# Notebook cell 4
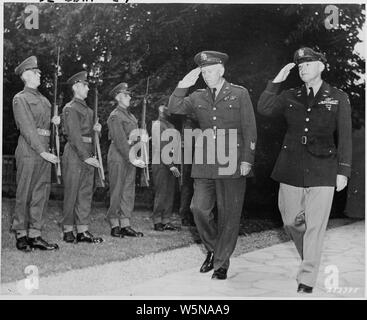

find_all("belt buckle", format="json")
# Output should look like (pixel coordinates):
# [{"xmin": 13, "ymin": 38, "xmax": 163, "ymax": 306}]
[{"xmin": 301, "ymin": 136, "xmax": 307, "ymax": 145}]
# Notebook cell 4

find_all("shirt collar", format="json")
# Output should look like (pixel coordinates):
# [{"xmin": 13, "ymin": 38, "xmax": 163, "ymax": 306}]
[
  {"xmin": 73, "ymin": 97, "xmax": 88, "ymax": 108},
  {"xmin": 306, "ymin": 80, "xmax": 323, "ymax": 96},
  {"xmin": 24, "ymin": 86, "xmax": 40, "ymax": 96},
  {"xmin": 212, "ymin": 79, "xmax": 225, "ymax": 96}
]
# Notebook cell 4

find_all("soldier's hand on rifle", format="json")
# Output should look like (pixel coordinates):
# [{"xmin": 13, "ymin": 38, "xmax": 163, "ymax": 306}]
[
  {"xmin": 131, "ymin": 159, "xmax": 146, "ymax": 168},
  {"xmin": 84, "ymin": 157, "xmax": 100, "ymax": 168},
  {"xmin": 140, "ymin": 131, "xmax": 149, "ymax": 143},
  {"xmin": 93, "ymin": 122, "xmax": 102, "ymax": 133},
  {"xmin": 273, "ymin": 63, "xmax": 296, "ymax": 83},
  {"xmin": 51, "ymin": 115, "xmax": 61, "ymax": 126},
  {"xmin": 178, "ymin": 67, "xmax": 201, "ymax": 88},
  {"xmin": 170, "ymin": 166, "xmax": 181, "ymax": 178},
  {"xmin": 40, "ymin": 152, "xmax": 59, "ymax": 164}
]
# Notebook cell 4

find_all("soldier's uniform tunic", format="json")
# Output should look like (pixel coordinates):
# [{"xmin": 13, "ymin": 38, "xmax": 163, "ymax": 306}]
[
  {"xmin": 12, "ymin": 87, "xmax": 52, "ymax": 238},
  {"xmin": 169, "ymin": 80, "xmax": 257, "ymax": 270},
  {"xmin": 62, "ymin": 98, "xmax": 95, "ymax": 232},
  {"xmin": 106, "ymin": 106, "xmax": 138, "ymax": 228},
  {"xmin": 258, "ymin": 80, "xmax": 352, "ymax": 286},
  {"xmin": 151, "ymin": 117, "xmax": 179, "ymax": 225}
]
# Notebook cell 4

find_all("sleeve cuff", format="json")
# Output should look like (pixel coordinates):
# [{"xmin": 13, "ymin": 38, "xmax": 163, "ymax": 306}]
[
  {"xmin": 265, "ymin": 80, "xmax": 282, "ymax": 93},
  {"xmin": 338, "ymin": 164, "xmax": 351, "ymax": 178}
]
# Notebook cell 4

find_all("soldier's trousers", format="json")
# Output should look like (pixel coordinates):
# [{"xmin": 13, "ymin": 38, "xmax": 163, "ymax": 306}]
[
  {"xmin": 106, "ymin": 160, "xmax": 136, "ymax": 228},
  {"xmin": 62, "ymin": 149, "xmax": 94, "ymax": 231},
  {"xmin": 190, "ymin": 177, "xmax": 246, "ymax": 270},
  {"xmin": 13, "ymin": 151, "xmax": 51, "ymax": 237},
  {"xmin": 278, "ymin": 183, "xmax": 334, "ymax": 287},
  {"xmin": 152, "ymin": 165, "xmax": 176, "ymax": 224},
  {"xmin": 179, "ymin": 164, "xmax": 194, "ymax": 220}
]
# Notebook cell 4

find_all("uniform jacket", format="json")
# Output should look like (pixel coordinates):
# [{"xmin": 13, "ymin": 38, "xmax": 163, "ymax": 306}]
[
  {"xmin": 62, "ymin": 98, "xmax": 94, "ymax": 162},
  {"xmin": 13, "ymin": 87, "xmax": 51, "ymax": 158},
  {"xmin": 168, "ymin": 80, "xmax": 257, "ymax": 179},
  {"xmin": 107, "ymin": 106, "xmax": 138, "ymax": 164},
  {"xmin": 151, "ymin": 117, "xmax": 180, "ymax": 169},
  {"xmin": 257, "ymin": 80, "xmax": 352, "ymax": 187}
]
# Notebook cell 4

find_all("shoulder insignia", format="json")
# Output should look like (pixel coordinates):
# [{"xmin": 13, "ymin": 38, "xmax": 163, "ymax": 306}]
[
  {"xmin": 195, "ymin": 88, "xmax": 206, "ymax": 92},
  {"xmin": 230, "ymin": 83, "xmax": 246, "ymax": 90}
]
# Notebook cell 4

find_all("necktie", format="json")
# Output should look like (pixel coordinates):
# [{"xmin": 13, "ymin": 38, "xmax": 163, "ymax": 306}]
[
  {"xmin": 307, "ymin": 87, "xmax": 314, "ymax": 106},
  {"xmin": 212, "ymin": 88, "xmax": 217, "ymax": 101}
]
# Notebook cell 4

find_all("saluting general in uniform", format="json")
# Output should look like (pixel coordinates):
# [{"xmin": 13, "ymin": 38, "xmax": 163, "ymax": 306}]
[
  {"xmin": 61, "ymin": 71, "xmax": 103, "ymax": 244},
  {"xmin": 257, "ymin": 47, "xmax": 352, "ymax": 294},
  {"xmin": 151, "ymin": 105, "xmax": 181, "ymax": 232},
  {"xmin": 168, "ymin": 51, "xmax": 257, "ymax": 280},
  {"xmin": 12, "ymin": 56, "xmax": 60, "ymax": 252},
  {"xmin": 106, "ymin": 83, "xmax": 145, "ymax": 238}
]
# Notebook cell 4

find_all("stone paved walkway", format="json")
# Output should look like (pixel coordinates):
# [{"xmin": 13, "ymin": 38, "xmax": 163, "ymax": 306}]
[{"xmin": 1, "ymin": 221, "xmax": 364, "ymax": 298}]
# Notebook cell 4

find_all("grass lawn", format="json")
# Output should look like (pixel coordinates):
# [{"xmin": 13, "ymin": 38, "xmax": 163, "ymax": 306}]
[{"xmin": 1, "ymin": 197, "xmax": 355, "ymax": 284}]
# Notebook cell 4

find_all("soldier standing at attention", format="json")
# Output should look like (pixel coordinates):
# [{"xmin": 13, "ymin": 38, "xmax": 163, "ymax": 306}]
[
  {"xmin": 151, "ymin": 105, "xmax": 181, "ymax": 231},
  {"xmin": 106, "ymin": 83, "xmax": 145, "ymax": 238},
  {"xmin": 168, "ymin": 51, "xmax": 257, "ymax": 280},
  {"xmin": 62, "ymin": 71, "xmax": 103, "ymax": 244},
  {"xmin": 12, "ymin": 56, "xmax": 60, "ymax": 252},
  {"xmin": 257, "ymin": 47, "xmax": 352, "ymax": 294}
]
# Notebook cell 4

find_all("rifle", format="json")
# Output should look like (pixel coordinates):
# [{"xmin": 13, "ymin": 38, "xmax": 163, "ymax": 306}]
[
  {"xmin": 93, "ymin": 84, "xmax": 105, "ymax": 188},
  {"xmin": 140, "ymin": 77, "xmax": 150, "ymax": 187},
  {"xmin": 50, "ymin": 47, "xmax": 62, "ymax": 184}
]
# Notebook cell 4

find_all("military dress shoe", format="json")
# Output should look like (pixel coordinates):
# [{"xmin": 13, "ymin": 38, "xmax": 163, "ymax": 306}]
[
  {"xmin": 200, "ymin": 251, "xmax": 214, "ymax": 273},
  {"xmin": 162, "ymin": 223, "xmax": 181, "ymax": 231},
  {"xmin": 211, "ymin": 267, "xmax": 227, "ymax": 280},
  {"xmin": 63, "ymin": 231, "xmax": 76, "ymax": 243},
  {"xmin": 120, "ymin": 226, "xmax": 144, "ymax": 237},
  {"xmin": 76, "ymin": 231, "xmax": 103, "ymax": 244},
  {"xmin": 297, "ymin": 283, "xmax": 313, "ymax": 294},
  {"xmin": 16, "ymin": 236, "xmax": 32, "ymax": 252},
  {"xmin": 111, "ymin": 227, "xmax": 124, "ymax": 238},
  {"xmin": 28, "ymin": 237, "xmax": 59, "ymax": 251},
  {"xmin": 154, "ymin": 223, "xmax": 165, "ymax": 231}
]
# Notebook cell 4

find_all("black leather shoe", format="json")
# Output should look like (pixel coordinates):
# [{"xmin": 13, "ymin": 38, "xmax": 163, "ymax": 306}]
[
  {"xmin": 111, "ymin": 227, "xmax": 124, "ymax": 238},
  {"xmin": 297, "ymin": 283, "xmax": 313, "ymax": 294},
  {"xmin": 76, "ymin": 231, "xmax": 103, "ymax": 244},
  {"xmin": 211, "ymin": 267, "xmax": 227, "ymax": 280},
  {"xmin": 16, "ymin": 236, "xmax": 32, "ymax": 252},
  {"xmin": 154, "ymin": 223, "xmax": 164, "ymax": 231},
  {"xmin": 120, "ymin": 226, "xmax": 144, "ymax": 237},
  {"xmin": 63, "ymin": 231, "xmax": 76, "ymax": 243},
  {"xmin": 28, "ymin": 237, "xmax": 59, "ymax": 251},
  {"xmin": 162, "ymin": 223, "xmax": 181, "ymax": 231},
  {"xmin": 200, "ymin": 251, "xmax": 214, "ymax": 273}
]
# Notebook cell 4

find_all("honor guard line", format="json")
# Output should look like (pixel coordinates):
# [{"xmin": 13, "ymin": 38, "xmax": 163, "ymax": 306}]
[{"xmin": 129, "ymin": 125, "xmax": 238, "ymax": 176}]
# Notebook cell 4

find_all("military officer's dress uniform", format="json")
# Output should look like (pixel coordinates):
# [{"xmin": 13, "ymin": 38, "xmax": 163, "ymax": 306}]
[
  {"xmin": 12, "ymin": 56, "xmax": 59, "ymax": 252},
  {"xmin": 106, "ymin": 83, "xmax": 144, "ymax": 238},
  {"xmin": 169, "ymin": 51, "xmax": 257, "ymax": 279},
  {"xmin": 257, "ymin": 48, "xmax": 352, "ymax": 292},
  {"xmin": 61, "ymin": 71, "xmax": 103, "ymax": 244},
  {"xmin": 151, "ymin": 110, "xmax": 181, "ymax": 231}
]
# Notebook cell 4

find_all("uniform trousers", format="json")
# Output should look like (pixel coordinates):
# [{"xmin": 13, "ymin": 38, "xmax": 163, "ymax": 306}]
[
  {"xmin": 106, "ymin": 159, "xmax": 136, "ymax": 228},
  {"xmin": 278, "ymin": 183, "xmax": 334, "ymax": 287},
  {"xmin": 190, "ymin": 177, "xmax": 246, "ymax": 270},
  {"xmin": 13, "ymin": 146, "xmax": 51, "ymax": 238}
]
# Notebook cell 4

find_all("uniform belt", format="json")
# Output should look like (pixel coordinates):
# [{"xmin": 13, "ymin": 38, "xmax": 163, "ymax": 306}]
[
  {"xmin": 37, "ymin": 128, "xmax": 50, "ymax": 136},
  {"xmin": 82, "ymin": 136, "xmax": 92, "ymax": 143}
]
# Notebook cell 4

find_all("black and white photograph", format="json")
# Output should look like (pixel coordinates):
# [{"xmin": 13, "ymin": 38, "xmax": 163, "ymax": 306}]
[{"xmin": 0, "ymin": 0, "xmax": 365, "ymax": 302}]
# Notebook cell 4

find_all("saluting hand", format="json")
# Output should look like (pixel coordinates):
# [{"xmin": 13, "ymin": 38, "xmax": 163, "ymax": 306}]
[
  {"xmin": 273, "ymin": 63, "xmax": 296, "ymax": 83},
  {"xmin": 84, "ymin": 157, "xmax": 100, "ymax": 168},
  {"xmin": 51, "ymin": 116, "xmax": 61, "ymax": 126},
  {"xmin": 170, "ymin": 166, "xmax": 181, "ymax": 178},
  {"xmin": 336, "ymin": 174, "xmax": 348, "ymax": 192},
  {"xmin": 40, "ymin": 152, "xmax": 59, "ymax": 164},
  {"xmin": 178, "ymin": 67, "xmax": 201, "ymax": 88}
]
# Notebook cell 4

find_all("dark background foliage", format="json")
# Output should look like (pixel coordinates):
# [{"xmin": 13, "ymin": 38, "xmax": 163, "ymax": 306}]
[{"xmin": 2, "ymin": 3, "xmax": 365, "ymax": 216}]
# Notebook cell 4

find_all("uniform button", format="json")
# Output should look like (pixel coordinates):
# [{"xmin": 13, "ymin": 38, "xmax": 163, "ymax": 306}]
[
  {"xmin": 307, "ymin": 108, "xmax": 311, "ymax": 112},
  {"xmin": 229, "ymin": 105, "xmax": 232, "ymax": 108},
  {"xmin": 213, "ymin": 126, "xmax": 217, "ymax": 129},
  {"xmin": 213, "ymin": 107, "xmax": 216, "ymax": 110},
  {"xmin": 305, "ymin": 118, "xmax": 310, "ymax": 122},
  {"xmin": 213, "ymin": 116, "xmax": 216, "ymax": 120},
  {"xmin": 304, "ymin": 128, "xmax": 309, "ymax": 132}
]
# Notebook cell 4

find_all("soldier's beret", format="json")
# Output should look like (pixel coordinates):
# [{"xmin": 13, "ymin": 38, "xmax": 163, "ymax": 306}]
[
  {"xmin": 194, "ymin": 51, "xmax": 229, "ymax": 67},
  {"xmin": 15, "ymin": 56, "xmax": 41, "ymax": 76},
  {"xmin": 67, "ymin": 71, "xmax": 88, "ymax": 86},
  {"xmin": 294, "ymin": 47, "xmax": 327, "ymax": 65},
  {"xmin": 109, "ymin": 82, "xmax": 131, "ymax": 97}
]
